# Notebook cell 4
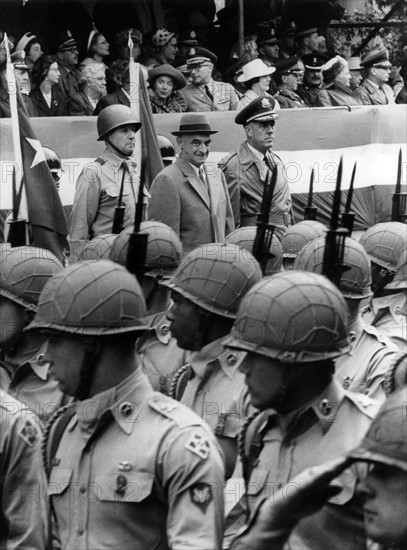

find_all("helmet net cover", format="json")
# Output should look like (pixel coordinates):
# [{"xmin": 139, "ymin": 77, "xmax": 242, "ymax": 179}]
[
  {"xmin": 163, "ymin": 243, "xmax": 263, "ymax": 319},
  {"xmin": 26, "ymin": 260, "xmax": 147, "ymax": 335},
  {"xmin": 225, "ymin": 271, "xmax": 350, "ymax": 362},
  {"xmin": 349, "ymin": 388, "xmax": 407, "ymax": 472},
  {"xmin": 294, "ymin": 236, "xmax": 372, "ymax": 299},
  {"xmin": 0, "ymin": 246, "xmax": 63, "ymax": 311},
  {"xmin": 224, "ymin": 226, "xmax": 283, "ymax": 275},
  {"xmin": 282, "ymin": 220, "xmax": 326, "ymax": 258},
  {"xmin": 78, "ymin": 234, "xmax": 117, "ymax": 261},
  {"xmin": 359, "ymin": 222, "xmax": 407, "ymax": 271},
  {"xmin": 109, "ymin": 222, "xmax": 183, "ymax": 277}
]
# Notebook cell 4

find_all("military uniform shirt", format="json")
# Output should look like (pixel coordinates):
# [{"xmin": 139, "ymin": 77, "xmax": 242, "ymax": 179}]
[
  {"xmin": 355, "ymin": 78, "xmax": 395, "ymax": 105},
  {"xmin": 48, "ymin": 369, "xmax": 225, "ymax": 550},
  {"xmin": 179, "ymin": 80, "xmax": 239, "ymax": 112},
  {"xmin": 362, "ymin": 292, "xmax": 407, "ymax": 351}
]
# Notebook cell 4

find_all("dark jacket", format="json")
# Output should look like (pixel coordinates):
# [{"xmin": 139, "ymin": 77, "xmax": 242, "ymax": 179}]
[
  {"xmin": 29, "ymin": 85, "xmax": 67, "ymax": 116},
  {"xmin": 68, "ymin": 90, "xmax": 96, "ymax": 116}
]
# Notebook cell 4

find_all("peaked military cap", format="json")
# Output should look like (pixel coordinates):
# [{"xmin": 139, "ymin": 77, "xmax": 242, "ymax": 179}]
[
  {"xmin": 295, "ymin": 27, "xmax": 318, "ymax": 40},
  {"xmin": 55, "ymin": 30, "xmax": 78, "ymax": 52},
  {"xmin": 274, "ymin": 56, "xmax": 299, "ymax": 73},
  {"xmin": 178, "ymin": 30, "xmax": 199, "ymax": 45},
  {"xmin": 235, "ymin": 96, "xmax": 278, "ymax": 126},
  {"xmin": 186, "ymin": 47, "xmax": 218, "ymax": 66},
  {"xmin": 257, "ymin": 26, "xmax": 278, "ymax": 45},
  {"xmin": 302, "ymin": 53, "xmax": 329, "ymax": 69},
  {"xmin": 361, "ymin": 49, "xmax": 390, "ymax": 68},
  {"xmin": 11, "ymin": 50, "xmax": 29, "ymax": 70}
]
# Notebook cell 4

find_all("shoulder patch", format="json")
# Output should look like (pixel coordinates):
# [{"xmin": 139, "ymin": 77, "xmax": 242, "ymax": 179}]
[
  {"xmin": 18, "ymin": 418, "xmax": 39, "ymax": 447},
  {"xmin": 148, "ymin": 393, "xmax": 203, "ymax": 428},
  {"xmin": 185, "ymin": 432, "xmax": 210, "ymax": 460},
  {"xmin": 190, "ymin": 483, "xmax": 213, "ymax": 512}
]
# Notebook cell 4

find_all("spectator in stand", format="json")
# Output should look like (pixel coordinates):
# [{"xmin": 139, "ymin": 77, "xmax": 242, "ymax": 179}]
[
  {"xmin": 274, "ymin": 57, "xmax": 307, "ymax": 108},
  {"xmin": 15, "ymin": 32, "xmax": 43, "ymax": 72},
  {"xmin": 347, "ymin": 56, "xmax": 363, "ymax": 91},
  {"xmin": 176, "ymin": 29, "xmax": 199, "ymax": 59},
  {"xmin": 68, "ymin": 63, "xmax": 106, "ymax": 115},
  {"xmin": 297, "ymin": 53, "xmax": 327, "ymax": 106},
  {"xmin": 257, "ymin": 26, "xmax": 280, "ymax": 67},
  {"xmin": 295, "ymin": 27, "xmax": 320, "ymax": 57},
  {"xmin": 179, "ymin": 47, "xmax": 239, "ymax": 112},
  {"xmin": 10, "ymin": 50, "xmax": 38, "ymax": 116},
  {"xmin": 29, "ymin": 55, "xmax": 67, "ymax": 116},
  {"xmin": 54, "ymin": 30, "xmax": 81, "ymax": 102},
  {"xmin": 395, "ymin": 57, "xmax": 407, "ymax": 104},
  {"xmin": 79, "ymin": 30, "xmax": 110, "ymax": 72},
  {"xmin": 278, "ymin": 26, "xmax": 296, "ymax": 60},
  {"xmin": 236, "ymin": 59, "xmax": 275, "ymax": 111},
  {"xmin": 356, "ymin": 49, "xmax": 395, "ymax": 105},
  {"xmin": 143, "ymin": 28, "xmax": 179, "ymax": 69},
  {"xmin": 114, "ymin": 28, "xmax": 143, "ymax": 62},
  {"xmin": 315, "ymin": 55, "xmax": 361, "ymax": 107},
  {"xmin": 148, "ymin": 64, "xmax": 187, "ymax": 114}
]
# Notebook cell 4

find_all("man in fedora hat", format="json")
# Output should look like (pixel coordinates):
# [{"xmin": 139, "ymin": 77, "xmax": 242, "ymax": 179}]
[
  {"xmin": 148, "ymin": 113, "xmax": 234, "ymax": 254},
  {"xmin": 178, "ymin": 47, "xmax": 239, "ymax": 111},
  {"xmin": 219, "ymin": 96, "xmax": 292, "ymax": 239},
  {"xmin": 356, "ymin": 49, "xmax": 395, "ymax": 105}
]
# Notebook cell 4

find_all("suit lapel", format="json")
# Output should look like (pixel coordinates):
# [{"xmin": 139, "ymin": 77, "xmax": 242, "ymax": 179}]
[{"xmin": 177, "ymin": 157, "xmax": 211, "ymax": 209}]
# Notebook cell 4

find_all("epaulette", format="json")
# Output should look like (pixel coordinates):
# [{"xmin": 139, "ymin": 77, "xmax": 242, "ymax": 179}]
[
  {"xmin": 345, "ymin": 391, "xmax": 381, "ymax": 419},
  {"xmin": 148, "ymin": 392, "xmax": 203, "ymax": 429},
  {"xmin": 94, "ymin": 157, "xmax": 106, "ymax": 165},
  {"xmin": 362, "ymin": 324, "xmax": 394, "ymax": 346}
]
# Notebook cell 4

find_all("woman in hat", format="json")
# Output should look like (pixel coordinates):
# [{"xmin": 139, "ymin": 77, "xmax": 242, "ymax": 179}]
[
  {"xmin": 148, "ymin": 64, "xmax": 187, "ymax": 114},
  {"xmin": 79, "ymin": 30, "xmax": 110, "ymax": 71},
  {"xmin": 15, "ymin": 32, "xmax": 43, "ymax": 71},
  {"xmin": 236, "ymin": 58, "xmax": 276, "ymax": 111},
  {"xmin": 143, "ymin": 28, "xmax": 179, "ymax": 69},
  {"xmin": 315, "ymin": 55, "xmax": 362, "ymax": 107},
  {"xmin": 29, "ymin": 55, "xmax": 67, "ymax": 116},
  {"xmin": 68, "ymin": 63, "xmax": 107, "ymax": 115}
]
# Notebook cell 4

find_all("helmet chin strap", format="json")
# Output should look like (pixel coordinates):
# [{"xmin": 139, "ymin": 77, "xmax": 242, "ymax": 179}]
[{"xmin": 105, "ymin": 138, "xmax": 130, "ymax": 159}]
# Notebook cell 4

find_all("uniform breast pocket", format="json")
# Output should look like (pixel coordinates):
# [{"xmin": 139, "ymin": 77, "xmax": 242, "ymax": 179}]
[
  {"xmin": 246, "ymin": 469, "xmax": 270, "ymax": 504},
  {"xmin": 48, "ymin": 467, "xmax": 73, "ymax": 498},
  {"xmin": 94, "ymin": 472, "xmax": 154, "ymax": 503}
]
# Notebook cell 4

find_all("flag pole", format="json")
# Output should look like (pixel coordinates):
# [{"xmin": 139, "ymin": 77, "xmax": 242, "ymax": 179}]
[
  {"xmin": 4, "ymin": 33, "xmax": 28, "ymax": 220},
  {"xmin": 128, "ymin": 31, "xmax": 141, "ymax": 171}
]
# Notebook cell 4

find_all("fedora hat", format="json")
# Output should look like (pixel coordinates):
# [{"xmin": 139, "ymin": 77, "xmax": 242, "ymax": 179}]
[
  {"xmin": 172, "ymin": 113, "xmax": 218, "ymax": 136},
  {"xmin": 148, "ymin": 64, "xmax": 186, "ymax": 90},
  {"xmin": 237, "ymin": 59, "xmax": 276, "ymax": 82}
]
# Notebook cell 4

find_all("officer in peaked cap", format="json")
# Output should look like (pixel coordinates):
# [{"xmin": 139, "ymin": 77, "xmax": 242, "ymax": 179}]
[
  {"xmin": 11, "ymin": 50, "xmax": 38, "ymax": 116},
  {"xmin": 178, "ymin": 46, "xmax": 239, "ymax": 111},
  {"xmin": 297, "ymin": 52, "xmax": 328, "ymax": 106},
  {"xmin": 54, "ymin": 29, "xmax": 81, "ymax": 101},
  {"xmin": 356, "ymin": 49, "xmax": 395, "ymax": 105},
  {"xmin": 274, "ymin": 56, "xmax": 307, "ymax": 108},
  {"xmin": 220, "ymin": 96, "xmax": 292, "ymax": 239},
  {"xmin": 295, "ymin": 27, "xmax": 320, "ymax": 57},
  {"xmin": 257, "ymin": 26, "xmax": 280, "ymax": 66}
]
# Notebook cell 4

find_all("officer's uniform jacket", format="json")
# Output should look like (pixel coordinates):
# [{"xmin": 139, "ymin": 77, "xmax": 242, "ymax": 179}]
[
  {"xmin": 219, "ymin": 141, "xmax": 292, "ymax": 233},
  {"xmin": 0, "ymin": 389, "xmax": 48, "ymax": 549},
  {"xmin": 226, "ymin": 379, "xmax": 380, "ymax": 550},
  {"xmin": 47, "ymin": 369, "xmax": 224, "ymax": 550},
  {"xmin": 296, "ymin": 84, "xmax": 321, "ymax": 107},
  {"xmin": 148, "ymin": 155, "xmax": 235, "ymax": 255},
  {"xmin": 68, "ymin": 148, "xmax": 148, "ymax": 262},
  {"xmin": 173, "ymin": 339, "xmax": 249, "ymax": 439},
  {"xmin": 179, "ymin": 80, "xmax": 239, "ymax": 112},
  {"xmin": 1, "ymin": 341, "xmax": 70, "ymax": 425},
  {"xmin": 136, "ymin": 310, "xmax": 189, "ymax": 394},
  {"xmin": 314, "ymin": 82, "xmax": 362, "ymax": 107},
  {"xmin": 362, "ymin": 292, "xmax": 407, "ymax": 351},
  {"xmin": 274, "ymin": 88, "xmax": 306, "ymax": 109},
  {"xmin": 57, "ymin": 63, "xmax": 81, "ymax": 101},
  {"xmin": 355, "ymin": 79, "xmax": 395, "ymax": 105},
  {"xmin": 335, "ymin": 318, "xmax": 399, "ymax": 401}
]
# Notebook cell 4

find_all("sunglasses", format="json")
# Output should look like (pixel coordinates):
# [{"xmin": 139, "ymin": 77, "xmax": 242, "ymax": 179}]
[{"xmin": 374, "ymin": 65, "xmax": 391, "ymax": 71}]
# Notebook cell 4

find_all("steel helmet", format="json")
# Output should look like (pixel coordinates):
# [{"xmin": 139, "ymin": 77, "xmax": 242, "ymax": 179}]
[
  {"xmin": 163, "ymin": 243, "xmax": 263, "ymax": 319},
  {"xmin": 224, "ymin": 226, "xmax": 282, "ymax": 275},
  {"xmin": 225, "ymin": 271, "xmax": 350, "ymax": 363},
  {"xmin": 385, "ymin": 254, "xmax": 407, "ymax": 290},
  {"xmin": 0, "ymin": 246, "xmax": 63, "ymax": 311},
  {"xmin": 26, "ymin": 260, "xmax": 147, "ymax": 335},
  {"xmin": 157, "ymin": 134, "xmax": 176, "ymax": 165},
  {"xmin": 109, "ymin": 222, "xmax": 183, "ymax": 278},
  {"xmin": 43, "ymin": 146, "xmax": 62, "ymax": 172},
  {"xmin": 78, "ymin": 234, "xmax": 117, "ymax": 261},
  {"xmin": 349, "ymin": 387, "xmax": 407, "ymax": 472},
  {"xmin": 282, "ymin": 220, "xmax": 326, "ymax": 259},
  {"xmin": 294, "ymin": 236, "xmax": 372, "ymax": 299},
  {"xmin": 97, "ymin": 105, "xmax": 142, "ymax": 141},
  {"xmin": 359, "ymin": 222, "xmax": 407, "ymax": 271}
]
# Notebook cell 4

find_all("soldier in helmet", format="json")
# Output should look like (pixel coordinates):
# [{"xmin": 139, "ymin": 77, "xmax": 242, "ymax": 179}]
[
  {"xmin": 281, "ymin": 219, "xmax": 326, "ymax": 270},
  {"xmin": 68, "ymin": 104, "xmax": 147, "ymax": 262},
  {"xmin": 0, "ymin": 246, "xmax": 70, "ymax": 424},
  {"xmin": 229, "ymin": 387, "xmax": 407, "ymax": 550},
  {"xmin": 26, "ymin": 260, "xmax": 225, "ymax": 549},
  {"xmin": 166, "ymin": 243, "xmax": 262, "ymax": 478},
  {"xmin": 360, "ymin": 222, "xmax": 407, "ymax": 351},
  {"xmin": 157, "ymin": 134, "xmax": 176, "ymax": 167},
  {"xmin": 77, "ymin": 233, "xmax": 116, "ymax": 261},
  {"xmin": 109, "ymin": 221, "xmax": 188, "ymax": 394},
  {"xmin": 223, "ymin": 271, "xmax": 380, "ymax": 549},
  {"xmin": 295, "ymin": 236, "xmax": 398, "ymax": 400}
]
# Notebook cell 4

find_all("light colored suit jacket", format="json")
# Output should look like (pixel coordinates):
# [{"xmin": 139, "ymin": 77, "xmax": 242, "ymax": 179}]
[
  {"xmin": 179, "ymin": 80, "xmax": 239, "ymax": 112},
  {"xmin": 148, "ymin": 156, "xmax": 235, "ymax": 254}
]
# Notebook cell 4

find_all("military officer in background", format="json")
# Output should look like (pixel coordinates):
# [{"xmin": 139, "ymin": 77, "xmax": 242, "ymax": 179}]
[
  {"xmin": 295, "ymin": 236, "xmax": 398, "ymax": 400},
  {"xmin": 356, "ymin": 49, "xmax": 395, "ymax": 105},
  {"xmin": 179, "ymin": 47, "xmax": 239, "ymax": 111},
  {"xmin": 0, "ymin": 246, "xmax": 69, "ymax": 425},
  {"xmin": 27, "ymin": 260, "xmax": 225, "ymax": 549},
  {"xmin": 166, "ymin": 243, "xmax": 262, "ymax": 479},
  {"xmin": 297, "ymin": 53, "xmax": 327, "ymax": 107},
  {"xmin": 54, "ymin": 29, "xmax": 81, "ymax": 102},
  {"xmin": 219, "ymin": 97, "xmax": 292, "ymax": 239},
  {"xmin": 223, "ymin": 271, "xmax": 380, "ymax": 550},
  {"xmin": 0, "ymin": 389, "xmax": 49, "ymax": 548}
]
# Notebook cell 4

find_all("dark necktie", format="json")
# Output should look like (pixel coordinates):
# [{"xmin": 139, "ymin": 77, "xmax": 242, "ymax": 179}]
[
  {"xmin": 204, "ymin": 85, "xmax": 214, "ymax": 102},
  {"xmin": 263, "ymin": 153, "xmax": 273, "ymax": 171}
]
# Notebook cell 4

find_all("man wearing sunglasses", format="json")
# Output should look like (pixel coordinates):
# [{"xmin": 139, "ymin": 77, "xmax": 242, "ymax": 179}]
[{"xmin": 356, "ymin": 49, "xmax": 395, "ymax": 105}]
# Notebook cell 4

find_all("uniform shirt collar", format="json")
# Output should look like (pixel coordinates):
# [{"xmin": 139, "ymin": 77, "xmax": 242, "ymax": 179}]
[
  {"xmin": 247, "ymin": 142, "xmax": 269, "ymax": 163},
  {"xmin": 189, "ymin": 338, "xmax": 245, "ymax": 380},
  {"xmin": 102, "ymin": 148, "xmax": 137, "ymax": 172},
  {"xmin": 142, "ymin": 311, "xmax": 172, "ymax": 344},
  {"xmin": 5, "ymin": 341, "xmax": 50, "ymax": 381}
]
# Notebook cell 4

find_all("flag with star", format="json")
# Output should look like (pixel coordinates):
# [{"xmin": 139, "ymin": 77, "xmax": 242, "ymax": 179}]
[{"xmin": 14, "ymin": 90, "xmax": 68, "ymax": 260}]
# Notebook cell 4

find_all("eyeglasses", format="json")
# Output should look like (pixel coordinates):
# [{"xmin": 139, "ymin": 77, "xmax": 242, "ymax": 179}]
[{"xmin": 374, "ymin": 65, "xmax": 391, "ymax": 71}]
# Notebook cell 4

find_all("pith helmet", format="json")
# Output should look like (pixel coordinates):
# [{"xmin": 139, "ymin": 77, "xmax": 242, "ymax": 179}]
[
  {"xmin": 0, "ymin": 246, "xmax": 63, "ymax": 311},
  {"xmin": 97, "ymin": 105, "xmax": 142, "ymax": 141},
  {"xmin": 163, "ymin": 243, "xmax": 263, "ymax": 319},
  {"xmin": 26, "ymin": 260, "xmax": 147, "ymax": 335},
  {"xmin": 294, "ymin": 236, "xmax": 372, "ymax": 299},
  {"xmin": 359, "ymin": 222, "xmax": 407, "ymax": 271},
  {"xmin": 225, "ymin": 271, "xmax": 350, "ymax": 363}
]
